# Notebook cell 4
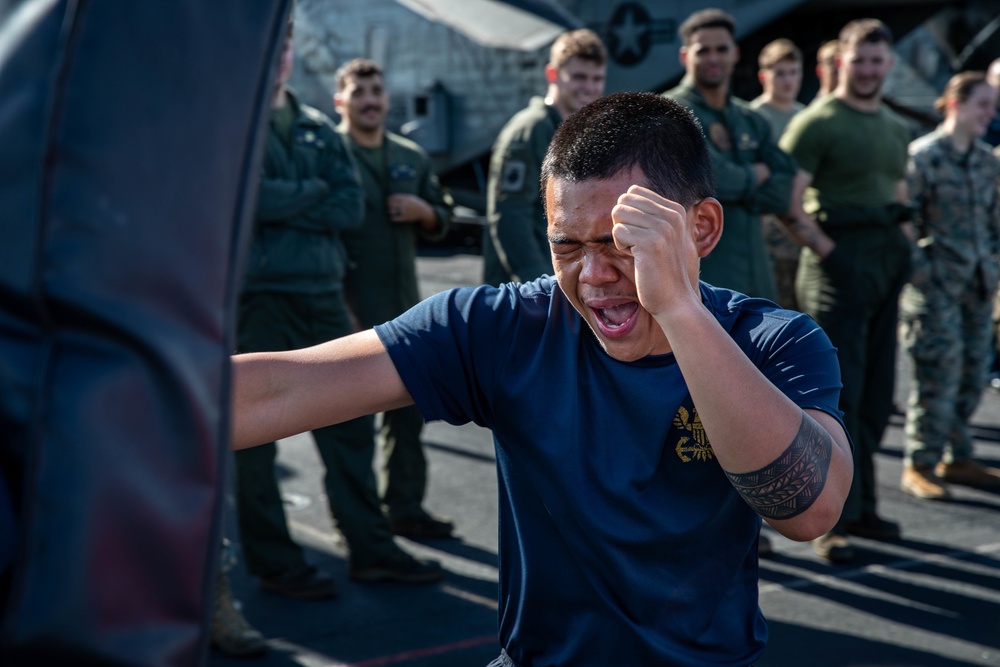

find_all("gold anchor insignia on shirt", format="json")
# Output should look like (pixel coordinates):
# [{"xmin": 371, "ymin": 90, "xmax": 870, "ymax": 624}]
[{"xmin": 674, "ymin": 405, "xmax": 714, "ymax": 462}]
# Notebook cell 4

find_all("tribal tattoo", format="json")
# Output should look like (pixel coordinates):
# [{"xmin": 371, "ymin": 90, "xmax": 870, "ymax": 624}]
[{"xmin": 724, "ymin": 412, "xmax": 833, "ymax": 520}]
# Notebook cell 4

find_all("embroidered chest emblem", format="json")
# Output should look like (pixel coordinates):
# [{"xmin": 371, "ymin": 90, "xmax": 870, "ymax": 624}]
[
  {"xmin": 673, "ymin": 405, "xmax": 714, "ymax": 462},
  {"xmin": 707, "ymin": 122, "xmax": 731, "ymax": 152},
  {"xmin": 389, "ymin": 162, "xmax": 417, "ymax": 180}
]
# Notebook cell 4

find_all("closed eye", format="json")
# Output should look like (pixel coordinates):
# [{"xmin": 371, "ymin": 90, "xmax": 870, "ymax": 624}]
[{"xmin": 550, "ymin": 241, "xmax": 582, "ymax": 256}]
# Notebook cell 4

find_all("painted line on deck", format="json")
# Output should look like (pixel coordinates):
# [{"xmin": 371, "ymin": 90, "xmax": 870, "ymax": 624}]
[{"xmin": 344, "ymin": 634, "xmax": 498, "ymax": 667}]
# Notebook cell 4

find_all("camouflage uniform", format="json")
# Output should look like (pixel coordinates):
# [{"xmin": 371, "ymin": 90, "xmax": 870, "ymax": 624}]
[
  {"xmin": 748, "ymin": 97, "xmax": 806, "ymax": 309},
  {"xmin": 900, "ymin": 129, "xmax": 1000, "ymax": 468}
]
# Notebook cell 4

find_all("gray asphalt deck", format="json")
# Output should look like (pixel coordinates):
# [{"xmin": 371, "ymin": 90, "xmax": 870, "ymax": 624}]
[{"xmin": 209, "ymin": 251, "xmax": 1000, "ymax": 667}]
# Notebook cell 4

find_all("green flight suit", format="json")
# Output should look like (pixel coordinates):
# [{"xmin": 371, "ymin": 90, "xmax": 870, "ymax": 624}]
[
  {"xmin": 236, "ymin": 92, "xmax": 399, "ymax": 574},
  {"xmin": 483, "ymin": 96, "xmax": 562, "ymax": 286},
  {"xmin": 338, "ymin": 125, "xmax": 452, "ymax": 521},
  {"xmin": 780, "ymin": 96, "xmax": 911, "ymax": 524},
  {"xmin": 664, "ymin": 78, "xmax": 797, "ymax": 301}
]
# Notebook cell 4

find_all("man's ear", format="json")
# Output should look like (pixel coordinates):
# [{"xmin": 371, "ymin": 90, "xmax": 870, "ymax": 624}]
[
  {"xmin": 691, "ymin": 198, "xmax": 724, "ymax": 258},
  {"xmin": 333, "ymin": 92, "xmax": 344, "ymax": 114},
  {"xmin": 545, "ymin": 64, "xmax": 558, "ymax": 84},
  {"xmin": 679, "ymin": 46, "xmax": 688, "ymax": 68}
]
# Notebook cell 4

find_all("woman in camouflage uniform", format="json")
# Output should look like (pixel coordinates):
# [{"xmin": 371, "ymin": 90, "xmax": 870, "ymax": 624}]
[{"xmin": 900, "ymin": 71, "xmax": 1000, "ymax": 500}]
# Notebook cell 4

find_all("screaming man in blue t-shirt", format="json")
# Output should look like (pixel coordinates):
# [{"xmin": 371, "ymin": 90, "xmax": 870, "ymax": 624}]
[{"xmin": 231, "ymin": 92, "xmax": 853, "ymax": 667}]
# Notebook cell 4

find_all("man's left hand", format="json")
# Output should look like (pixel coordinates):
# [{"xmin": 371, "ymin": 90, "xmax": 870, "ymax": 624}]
[{"xmin": 387, "ymin": 193, "xmax": 433, "ymax": 227}]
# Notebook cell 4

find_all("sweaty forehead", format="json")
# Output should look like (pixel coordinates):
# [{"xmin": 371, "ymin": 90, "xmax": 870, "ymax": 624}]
[{"xmin": 546, "ymin": 170, "xmax": 650, "ymax": 232}]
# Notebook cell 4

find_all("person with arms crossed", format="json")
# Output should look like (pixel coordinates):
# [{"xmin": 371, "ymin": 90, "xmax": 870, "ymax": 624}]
[
  {"xmin": 780, "ymin": 18, "xmax": 911, "ymax": 563},
  {"xmin": 664, "ymin": 9, "xmax": 798, "ymax": 304},
  {"xmin": 899, "ymin": 71, "xmax": 1000, "ymax": 500},
  {"xmin": 231, "ymin": 92, "xmax": 853, "ymax": 667},
  {"xmin": 234, "ymin": 31, "xmax": 442, "ymax": 597},
  {"xmin": 482, "ymin": 29, "xmax": 606, "ymax": 285},
  {"xmin": 334, "ymin": 58, "xmax": 456, "ymax": 538}
]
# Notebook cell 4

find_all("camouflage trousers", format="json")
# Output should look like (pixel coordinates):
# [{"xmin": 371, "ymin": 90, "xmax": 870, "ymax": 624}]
[
  {"xmin": 761, "ymin": 214, "xmax": 799, "ymax": 310},
  {"xmin": 899, "ymin": 278, "xmax": 994, "ymax": 467}
]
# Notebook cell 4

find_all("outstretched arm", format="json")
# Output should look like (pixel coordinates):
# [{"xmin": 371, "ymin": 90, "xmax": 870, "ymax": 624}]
[
  {"xmin": 611, "ymin": 186, "xmax": 852, "ymax": 541},
  {"xmin": 231, "ymin": 330, "xmax": 413, "ymax": 450}
]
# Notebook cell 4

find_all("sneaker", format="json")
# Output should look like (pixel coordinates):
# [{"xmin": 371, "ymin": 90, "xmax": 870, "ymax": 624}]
[
  {"xmin": 349, "ymin": 550, "xmax": 444, "ymax": 584},
  {"xmin": 842, "ymin": 513, "xmax": 901, "ymax": 541},
  {"xmin": 812, "ymin": 526, "xmax": 854, "ymax": 563},
  {"xmin": 757, "ymin": 533, "xmax": 774, "ymax": 558},
  {"xmin": 259, "ymin": 565, "xmax": 338, "ymax": 600},
  {"xmin": 901, "ymin": 463, "xmax": 950, "ymax": 501},
  {"xmin": 211, "ymin": 571, "xmax": 268, "ymax": 658},
  {"xmin": 935, "ymin": 459, "xmax": 1000, "ymax": 489},
  {"xmin": 389, "ymin": 513, "xmax": 455, "ymax": 539}
]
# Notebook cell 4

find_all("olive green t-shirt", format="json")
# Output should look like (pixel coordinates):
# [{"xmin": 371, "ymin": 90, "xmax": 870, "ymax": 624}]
[{"xmin": 780, "ymin": 96, "xmax": 909, "ymax": 214}]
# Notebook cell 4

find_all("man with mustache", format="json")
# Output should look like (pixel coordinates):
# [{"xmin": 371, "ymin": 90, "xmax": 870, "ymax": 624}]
[
  {"xmin": 233, "ymin": 34, "xmax": 442, "ymax": 600},
  {"xmin": 230, "ymin": 92, "xmax": 854, "ymax": 667},
  {"xmin": 483, "ymin": 29, "xmax": 607, "ymax": 286},
  {"xmin": 334, "ymin": 58, "xmax": 456, "ymax": 539},
  {"xmin": 780, "ymin": 18, "xmax": 911, "ymax": 563}
]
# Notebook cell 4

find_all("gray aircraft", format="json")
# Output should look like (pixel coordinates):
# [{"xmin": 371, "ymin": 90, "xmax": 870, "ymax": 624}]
[{"xmin": 289, "ymin": 0, "xmax": 1000, "ymax": 209}]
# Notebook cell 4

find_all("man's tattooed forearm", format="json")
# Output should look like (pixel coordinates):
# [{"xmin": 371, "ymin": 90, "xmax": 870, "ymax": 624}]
[{"xmin": 724, "ymin": 412, "xmax": 833, "ymax": 520}]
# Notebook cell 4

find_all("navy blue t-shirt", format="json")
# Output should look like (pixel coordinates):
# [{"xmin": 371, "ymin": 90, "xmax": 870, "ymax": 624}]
[{"xmin": 375, "ymin": 276, "xmax": 844, "ymax": 667}]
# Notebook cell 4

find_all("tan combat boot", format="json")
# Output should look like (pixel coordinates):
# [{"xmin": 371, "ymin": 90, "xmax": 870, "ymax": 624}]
[
  {"xmin": 901, "ymin": 463, "xmax": 950, "ymax": 501},
  {"xmin": 211, "ymin": 570, "xmax": 267, "ymax": 658},
  {"xmin": 936, "ymin": 459, "xmax": 1000, "ymax": 489}
]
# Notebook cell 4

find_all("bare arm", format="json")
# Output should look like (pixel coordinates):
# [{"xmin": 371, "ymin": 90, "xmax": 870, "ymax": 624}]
[
  {"xmin": 612, "ymin": 186, "xmax": 853, "ymax": 541},
  {"xmin": 778, "ymin": 168, "xmax": 836, "ymax": 259},
  {"xmin": 231, "ymin": 330, "xmax": 413, "ymax": 450}
]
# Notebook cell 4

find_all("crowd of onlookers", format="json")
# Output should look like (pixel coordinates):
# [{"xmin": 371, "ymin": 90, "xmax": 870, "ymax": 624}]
[{"xmin": 211, "ymin": 7, "xmax": 1000, "ymax": 660}]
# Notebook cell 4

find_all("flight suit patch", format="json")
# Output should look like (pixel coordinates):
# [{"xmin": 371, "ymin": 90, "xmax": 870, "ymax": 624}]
[
  {"xmin": 501, "ymin": 160, "xmax": 527, "ymax": 193},
  {"xmin": 708, "ymin": 123, "xmax": 731, "ymax": 152},
  {"xmin": 389, "ymin": 162, "xmax": 417, "ymax": 180}
]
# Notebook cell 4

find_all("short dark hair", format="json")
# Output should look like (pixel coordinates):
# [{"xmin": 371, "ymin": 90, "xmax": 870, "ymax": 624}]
[
  {"xmin": 550, "ymin": 29, "xmax": 607, "ymax": 70},
  {"xmin": 838, "ymin": 19, "xmax": 893, "ymax": 51},
  {"xmin": 541, "ymin": 92, "xmax": 715, "ymax": 209},
  {"xmin": 679, "ymin": 8, "xmax": 736, "ymax": 45},
  {"xmin": 335, "ymin": 58, "xmax": 383, "ymax": 92}
]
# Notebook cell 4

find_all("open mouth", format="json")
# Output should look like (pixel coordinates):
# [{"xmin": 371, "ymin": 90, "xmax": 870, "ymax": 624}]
[
  {"xmin": 597, "ymin": 302, "xmax": 638, "ymax": 328},
  {"xmin": 591, "ymin": 301, "xmax": 640, "ymax": 338}
]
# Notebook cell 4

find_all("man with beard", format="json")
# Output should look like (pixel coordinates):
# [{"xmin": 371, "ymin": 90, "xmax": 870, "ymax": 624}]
[
  {"xmin": 780, "ymin": 18, "xmax": 911, "ymax": 563},
  {"xmin": 663, "ymin": 9, "xmax": 799, "ymax": 306},
  {"xmin": 334, "ymin": 59, "xmax": 456, "ymax": 539},
  {"xmin": 483, "ymin": 29, "xmax": 607, "ymax": 285}
]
